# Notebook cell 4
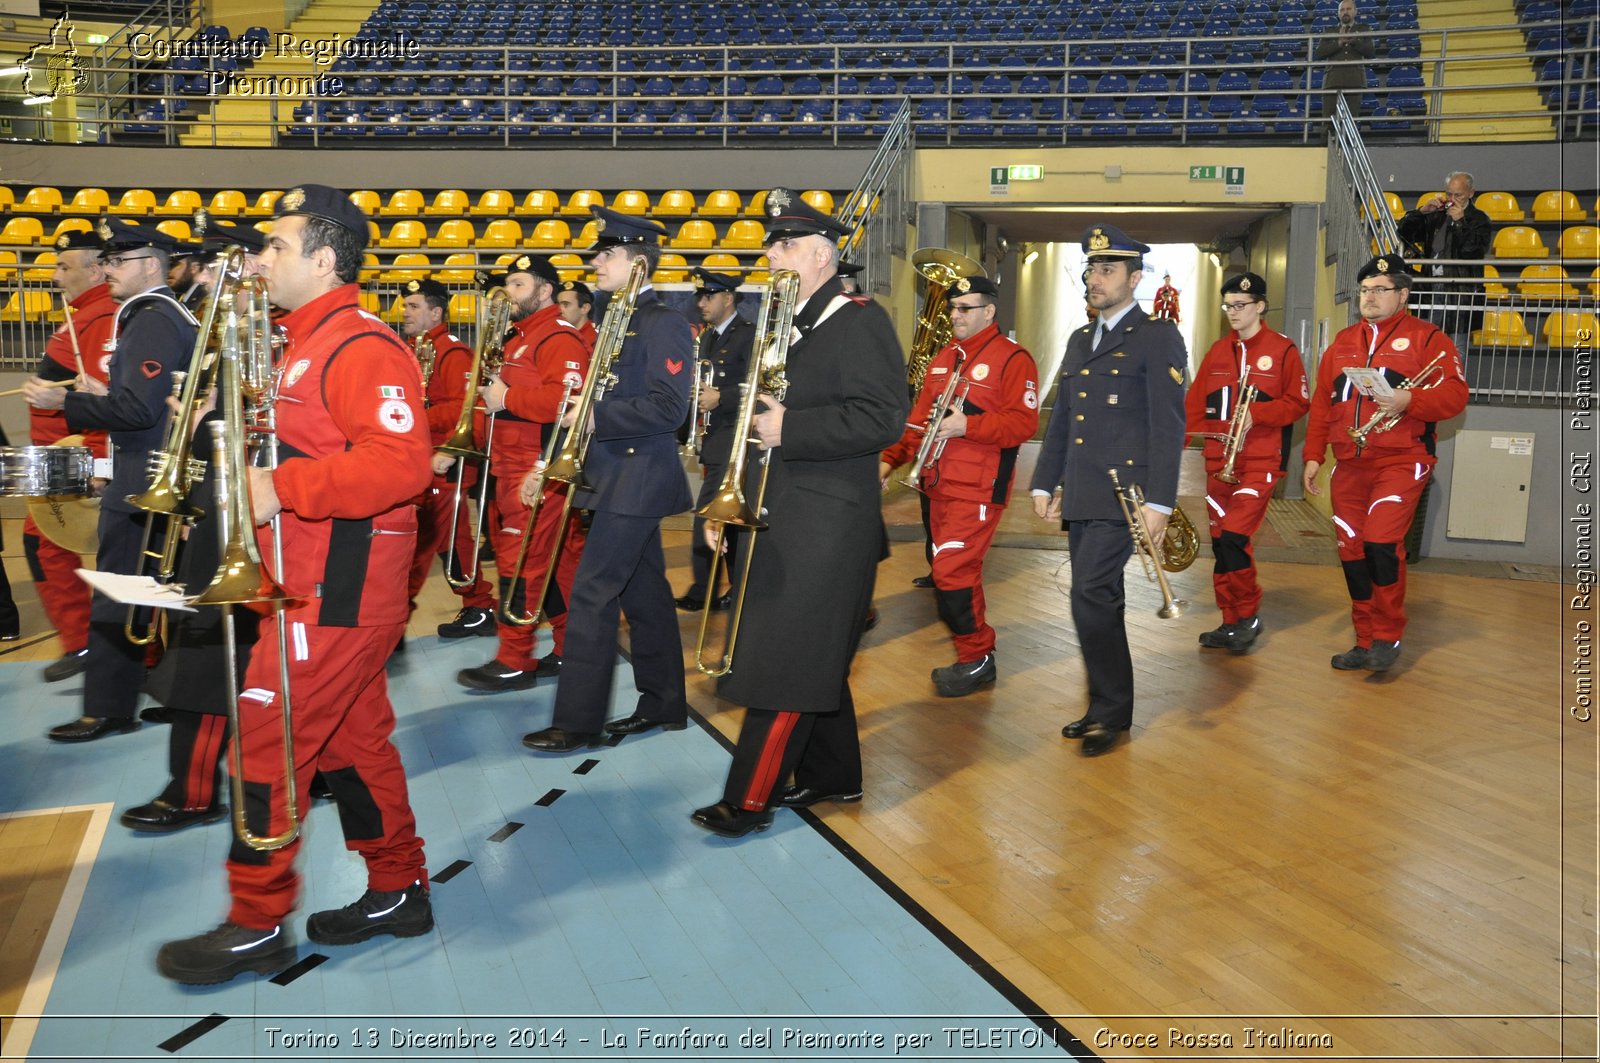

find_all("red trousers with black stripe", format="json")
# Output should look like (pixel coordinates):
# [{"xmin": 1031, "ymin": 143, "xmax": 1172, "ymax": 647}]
[
  {"xmin": 722, "ymin": 685, "xmax": 861, "ymax": 811},
  {"xmin": 408, "ymin": 473, "xmax": 495, "ymax": 610},
  {"xmin": 226, "ymin": 618, "xmax": 426, "ymax": 930},
  {"xmin": 928, "ymin": 498, "xmax": 1004, "ymax": 661},
  {"xmin": 491, "ymin": 478, "xmax": 585, "ymax": 669},
  {"xmin": 22, "ymin": 515, "xmax": 91, "ymax": 654},
  {"xmin": 1328, "ymin": 458, "xmax": 1431, "ymax": 645},
  {"xmin": 1202, "ymin": 469, "xmax": 1276, "ymax": 624}
]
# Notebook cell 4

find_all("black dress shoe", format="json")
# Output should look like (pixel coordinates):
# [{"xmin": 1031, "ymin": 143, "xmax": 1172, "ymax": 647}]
[
  {"xmin": 48, "ymin": 716, "xmax": 140, "ymax": 743},
  {"xmin": 43, "ymin": 648, "xmax": 89, "ymax": 683},
  {"xmin": 605, "ymin": 713, "xmax": 688, "ymax": 736},
  {"xmin": 1079, "ymin": 723, "xmax": 1130, "ymax": 757},
  {"xmin": 121, "ymin": 799, "xmax": 227, "ymax": 833},
  {"xmin": 521, "ymin": 726, "xmax": 604, "ymax": 752},
  {"xmin": 1061, "ymin": 714, "xmax": 1093, "ymax": 739},
  {"xmin": 0, "ymin": 628, "xmax": 18, "ymax": 642},
  {"xmin": 674, "ymin": 593, "xmax": 706, "ymax": 612},
  {"xmin": 1223, "ymin": 615, "xmax": 1262, "ymax": 653},
  {"xmin": 777, "ymin": 785, "xmax": 863, "ymax": 809},
  {"xmin": 140, "ymin": 706, "xmax": 175, "ymax": 724},
  {"xmin": 1197, "ymin": 622, "xmax": 1236, "ymax": 649},
  {"xmin": 1331, "ymin": 644, "xmax": 1370, "ymax": 670},
  {"xmin": 457, "ymin": 661, "xmax": 540, "ymax": 692},
  {"xmin": 157, "ymin": 921, "xmax": 295, "ymax": 986},
  {"xmin": 911, "ymin": 574, "xmax": 935, "ymax": 589},
  {"xmin": 690, "ymin": 801, "xmax": 774, "ymax": 837},
  {"xmin": 712, "ymin": 592, "xmax": 733, "ymax": 611},
  {"xmin": 931, "ymin": 653, "xmax": 996, "ymax": 697},
  {"xmin": 437, "ymin": 606, "xmax": 497, "ymax": 639},
  {"xmin": 1365, "ymin": 639, "xmax": 1401, "ymax": 671}
]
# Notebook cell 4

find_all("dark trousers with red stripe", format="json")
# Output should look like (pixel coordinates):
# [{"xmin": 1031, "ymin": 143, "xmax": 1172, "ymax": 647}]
[
  {"xmin": 723, "ymin": 685, "xmax": 861, "ymax": 812},
  {"xmin": 158, "ymin": 712, "xmax": 229, "ymax": 811},
  {"xmin": 409, "ymin": 472, "xmax": 495, "ymax": 611}
]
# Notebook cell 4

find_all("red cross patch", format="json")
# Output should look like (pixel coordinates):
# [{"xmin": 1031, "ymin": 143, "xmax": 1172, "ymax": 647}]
[{"xmin": 378, "ymin": 398, "xmax": 415, "ymax": 433}]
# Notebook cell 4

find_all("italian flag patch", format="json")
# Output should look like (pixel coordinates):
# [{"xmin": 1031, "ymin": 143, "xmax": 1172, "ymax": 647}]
[{"xmin": 379, "ymin": 386, "xmax": 406, "ymax": 399}]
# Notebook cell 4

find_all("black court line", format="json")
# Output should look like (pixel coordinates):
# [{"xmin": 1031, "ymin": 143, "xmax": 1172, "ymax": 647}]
[
  {"xmin": 158, "ymin": 1013, "xmax": 228, "ymax": 1053},
  {"xmin": 0, "ymin": 633, "xmax": 56, "ymax": 659},
  {"xmin": 270, "ymin": 952, "xmax": 328, "ymax": 985},
  {"xmin": 681, "ymin": 694, "xmax": 1097, "ymax": 1061},
  {"xmin": 487, "ymin": 821, "xmax": 524, "ymax": 841},
  {"xmin": 604, "ymin": 733, "xmax": 624, "ymax": 747},
  {"xmin": 573, "ymin": 758, "xmax": 600, "ymax": 775},
  {"xmin": 432, "ymin": 858, "xmax": 472, "ymax": 883},
  {"xmin": 534, "ymin": 789, "xmax": 565, "ymax": 807}
]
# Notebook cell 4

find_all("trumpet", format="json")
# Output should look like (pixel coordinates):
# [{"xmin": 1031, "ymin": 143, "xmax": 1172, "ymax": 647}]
[
  {"xmin": 1347, "ymin": 352, "xmax": 1449, "ymax": 453},
  {"xmin": 412, "ymin": 332, "xmax": 436, "ymax": 389},
  {"xmin": 683, "ymin": 358, "xmax": 716, "ymax": 458},
  {"xmin": 512, "ymin": 255, "xmax": 649, "ymax": 627},
  {"xmin": 900, "ymin": 357, "xmax": 969, "ymax": 493},
  {"xmin": 439, "ymin": 288, "xmax": 510, "ymax": 590},
  {"xmin": 1217, "ymin": 380, "xmax": 1258, "ymax": 485},
  {"xmin": 694, "ymin": 269, "xmax": 801, "ymax": 677},
  {"xmin": 1109, "ymin": 468, "xmax": 1189, "ymax": 619}
]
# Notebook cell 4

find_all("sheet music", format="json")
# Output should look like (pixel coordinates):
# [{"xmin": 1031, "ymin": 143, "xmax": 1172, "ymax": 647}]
[
  {"xmin": 1343, "ymin": 366, "xmax": 1394, "ymax": 399},
  {"xmin": 76, "ymin": 569, "xmax": 197, "ymax": 612}
]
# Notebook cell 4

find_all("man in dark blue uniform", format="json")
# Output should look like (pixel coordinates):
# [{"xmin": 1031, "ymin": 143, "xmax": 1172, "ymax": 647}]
[
  {"xmin": 523, "ymin": 208, "xmax": 694, "ymax": 752},
  {"xmin": 676, "ymin": 267, "xmax": 755, "ymax": 613},
  {"xmin": 26, "ymin": 218, "xmax": 198, "ymax": 742},
  {"xmin": 1029, "ymin": 224, "xmax": 1187, "ymax": 757}
]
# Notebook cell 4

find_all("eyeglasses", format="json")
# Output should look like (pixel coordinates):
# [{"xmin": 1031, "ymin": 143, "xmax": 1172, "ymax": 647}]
[
  {"xmin": 1357, "ymin": 285, "xmax": 1398, "ymax": 295},
  {"xmin": 948, "ymin": 302, "xmax": 988, "ymax": 314},
  {"xmin": 1220, "ymin": 301, "xmax": 1259, "ymax": 312},
  {"xmin": 102, "ymin": 253, "xmax": 154, "ymax": 269}
]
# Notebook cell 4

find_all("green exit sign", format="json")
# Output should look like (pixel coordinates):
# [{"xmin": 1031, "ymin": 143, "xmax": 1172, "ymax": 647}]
[
  {"xmin": 1189, "ymin": 165, "xmax": 1220, "ymax": 181},
  {"xmin": 1007, "ymin": 165, "xmax": 1043, "ymax": 181}
]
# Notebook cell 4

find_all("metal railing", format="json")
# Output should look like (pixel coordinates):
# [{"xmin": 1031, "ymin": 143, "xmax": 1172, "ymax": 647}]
[{"xmin": 835, "ymin": 99, "xmax": 913, "ymax": 289}]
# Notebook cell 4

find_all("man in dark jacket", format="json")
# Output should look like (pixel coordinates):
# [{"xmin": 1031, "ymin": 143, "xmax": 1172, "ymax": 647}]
[{"xmin": 1395, "ymin": 170, "xmax": 1492, "ymax": 335}]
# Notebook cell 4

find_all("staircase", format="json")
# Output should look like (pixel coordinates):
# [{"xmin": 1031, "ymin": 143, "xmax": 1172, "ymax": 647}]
[
  {"xmin": 177, "ymin": 0, "xmax": 372, "ymax": 147},
  {"xmin": 1416, "ymin": 0, "xmax": 1554, "ymax": 141}
]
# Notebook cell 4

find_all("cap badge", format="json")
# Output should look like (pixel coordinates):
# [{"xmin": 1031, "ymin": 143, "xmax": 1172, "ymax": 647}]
[
  {"xmin": 96, "ymin": 219, "xmax": 112, "ymax": 239},
  {"xmin": 595, "ymin": 217, "xmax": 607, "ymax": 233},
  {"xmin": 954, "ymin": 277, "xmax": 970, "ymax": 293},
  {"xmin": 1376, "ymin": 257, "xmax": 1388, "ymax": 272},
  {"xmin": 1088, "ymin": 229, "xmax": 1110, "ymax": 251},
  {"xmin": 405, "ymin": 279, "xmax": 420, "ymax": 293},
  {"xmin": 1239, "ymin": 277, "xmax": 1252, "ymax": 291},
  {"xmin": 56, "ymin": 234, "xmax": 70, "ymax": 249},
  {"xmin": 193, "ymin": 208, "xmax": 209, "ymax": 234},
  {"xmin": 768, "ymin": 188, "xmax": 792, "ymax": 213},
  {"xmin": 515, "ymin": 255, "xmax": 531, "ymax": 270},
  {"xmin": 281, "ymin": 188, "xmax": 306, "ymax": 211}
]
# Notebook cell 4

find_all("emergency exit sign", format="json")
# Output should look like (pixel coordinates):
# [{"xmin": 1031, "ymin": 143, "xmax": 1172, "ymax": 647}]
[
  {"xmin": 1189, "ymin": 165, "xmax": 1220, "ymax": 180},
  {"xmin": 1007, "ymin": 164, "xmax": 1043, "ymax": 180}
]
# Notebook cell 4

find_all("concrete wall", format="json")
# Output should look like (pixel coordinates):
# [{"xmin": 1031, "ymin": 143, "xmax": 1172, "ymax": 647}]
[
  {"xmin": 1425, "ymin": 404, "xmax": 1566, "ymax": 566},
  {"xmin": 1367, "ymin": 142, "xmax": 1588, "ymax": 198}
]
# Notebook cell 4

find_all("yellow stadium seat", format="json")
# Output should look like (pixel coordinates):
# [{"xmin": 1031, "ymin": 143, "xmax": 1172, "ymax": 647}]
[
  {"xmin": 359, "ymin": 252, "xmax": 380, "ymax": 283},
  {"xmin": 155, "ymin": 219, "xmax": 191, "ymax": 241},
  {"xmin": 207, "ymin": 189, "xmax": 246, "ymax": 216},
  {"xmin": 479, "ymin": 219, "xmax": 523, "ymax": 248},
  {"xmin": 468, "ymin": 190, "xmax": 511, "ymax": 216},
  {"xmin": 562, "ymin": 189, "xmax": 603, "ymax": 216},
  {"xmin": 1481, "ymin": 264, "xmax": 1509, "ymax": 297},
  {"xmin": 24, "ymin": 251, "xmax": 58, "ymax": 281},
  {"xmin": 427, "ymin": 219, "xmax": 475, "ymax": 248},
  {"xmin": 670, "ymin": 220, "xmax": 716, "ymax": 249},
  {"xmin": 1517, "ymin": 264, "xmax": 1576, "ymax": 298},
  {"xmin": 515, "ymin": 189, "xmax": 559, "ymax": 216},
  {"xmin": 368, "ymin": 220, "xmax": 381, "ymax": 245},
  {"xmin": 436, "ymin": 253, "xmax": 477, "ymax": 282},
  {"xmin": 653, "ymin": 189, "xmax": 697, "ymax": 217},
  {"xmin": 381, "ymin": 189, "xmax": 423, "ymax": 216},
  {"xmin": 0, "ymin": 250, "xmax": 16, "ymax": 280},
  {"xmin": 62, "ymin": 188, "xmax": 109, "ymax": 214},
  {"xmin": 1383, "ymin": 192, "xmax": 1403, "ymax": 219},
  {"xmin": 1492, "ymin": 226, "xmax": 1549, "ymax": 259},
  {"xmin": 1592, "ymin": 267, "xmax": 1600, "ymax": 298},
  {"xmin": 525, "ymin": 219, "xmax": 571, "ymax": 248},
  {"xmin": 1470, "ymin": 309, "xmax": 1534, "ymax": 347},
  {"xmin": 1532, "ymin": 190, "xmax": 1588, "ymax": 223},
  {"xmin": 245, "ymin": 190, "xmax": 282, "ymax": 216},
  {"xmin": 0, "ymin": 290, "xmax": 54, "ymax": 322},
  {"xmin": 549, "ymin": 253, "xmax": 585, "ymax": 281},
  {"xmin": 746, "ymin": 190, "xmax": 768, "ymax": 217},
  {"xmin": 47, "ymin": 218, "xmax": 92, "ymax": 244},
  {"xmin": 653, "ymin": 252, "xmax": 689, "ymax": 283},
  {"xmin": 379, "ymin": 220, "xmax": 426, "ymax": 248},
  {"xmin": 0, "ymin": 187, "xmax": 12, "ymax": 212},
  {"xmin": 611, "ymin": 189, "xmax": 650, "ymax": 215},
  {"xmin": 801, "ymin": 189, "xmax": 834, "ymax": 214},
  {"xmin": 746, "ymin": 255, "xmax": 771, "ymax": 284},
  {"xmin": 493, "ymin": 252, "xmax": 520, "ymax": 267},
  {"xmin": 348, "ymin": 190, "xmax": 382, "ymax": 216},
  {"xmin": 1412, "ymin": 192, "xmax": 1444, "ymax": 211},
  {"xmin": 155, "ymin": 190, "xmax": 201, "ymax": 216},
  {"xmin": 111, "ymin": 189, "xmax": 156, "ymax": 216},
  {"xmin": 1474, "ymin": 192, "xmax": 1524, "ymax": 222},
  {"xmin": 425, "ymin": 189, "xmax": 468, "ymax": 216},
  {"xmin": 1559, "ymin": 226, "xmax": 1600, "ymax": 260},
  {"xmin": 379, "ymin": 252, "xmax": 430, "ymax": 282},
  {"xmin": 448, "ymin": 291, "xmax": 479, "ymax": 325},
  {"xmin": 0, "ymin": 217, "xmax": 45, "ymax": 244},
  {"xmin": 358, "ymin": 290, "xmax": 381, "ymax": 316},
  {"xmin": 573, "ymin": 220, "xmax": 599, "ymax": 248},
  {"xmin": 699, "ymin": 252, "xmax": 742, "ymax": 273},
  {"xmin": 1543, "ymin": 311, "xmax": 1599, "ymax": 349},
  {"xmin": 700, "ymin": 190, "xmax": 742, "ymax": 217},
  {"xmin": 722, "ymin": 219, "xmax": 767, "ymax": 249},
  {"xmin": 253, "ymin": 220, "xmax": 274, "ymax": 235},
  {"xmin": 15, "ymin": 186, "xmax": 63, "ymax": 213}
]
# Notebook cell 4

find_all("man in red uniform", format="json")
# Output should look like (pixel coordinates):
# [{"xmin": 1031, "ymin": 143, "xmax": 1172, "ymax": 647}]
[
  {"xmin": 400, "ymin": 277, "xmax": 498, "ymax": 638},
  {"xmin": 157, "ymin": 184, "xmax": 435, "ymax": 985},
  {"xmin": 457, "ymin": 254, "xmax": 590, "ymax": 692},
  {"xmin": 555, "ymin": 279, "xmax": 596, "ymax": 343},
  {"xmin": 879, "ymin": 275, "xmax": 1038, "ymax": 696},
  {"xmin": 1185, "ymin": 272, "xmax": 1309, "ymax": 653},
  {"xmin": 1302, "ymin": 254, "xmax": 1467, "ymax": 672},
  {"xmin": 26, "ymin": 230, "xmax": 115, "ymax": 680}
]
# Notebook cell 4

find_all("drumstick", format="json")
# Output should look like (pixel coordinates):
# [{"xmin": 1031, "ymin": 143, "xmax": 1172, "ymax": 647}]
[
  {"xmin": 59, "ymin": 298, "xmax": 86, "ymax": 380},
  {"xmin": 0, "ymin": 378, "xmax": 76, "ymax": 398}
]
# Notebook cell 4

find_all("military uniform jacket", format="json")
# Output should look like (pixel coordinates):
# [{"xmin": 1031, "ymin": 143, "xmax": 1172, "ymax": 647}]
[
  {"xmin": 571, "ymin": 289, "xmax": 694, "ymax": 518},
  {"xmin": 1304, "ymin": 310, "xmax": 1467, "ymax": 466},
  {"xmin": 33, "ymin": 281, "xmax": 115, "ymax": 456},
  {"xmin": 1029, "ymin": 305, "xmax": 1188, "ymax": 520},
  {"xmin": 717, "ymin": 277, "xmax": 909, "ymax": 715},
  {"xmin": 696, "ymin": 313, "xmax": 755, "ymax": 467},
  {"xmin": 64, "ymin": 285, "xmax": 196, "ymax": 515},
  {"xmin": 1185, "ymin": 327, "xmax": 1309, "ymax": 475}
]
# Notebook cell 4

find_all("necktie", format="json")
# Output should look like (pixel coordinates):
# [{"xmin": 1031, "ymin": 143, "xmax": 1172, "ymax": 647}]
[{"xmin": 1092, "ymin": 323, "xmax": 1105, "ymax": 350}]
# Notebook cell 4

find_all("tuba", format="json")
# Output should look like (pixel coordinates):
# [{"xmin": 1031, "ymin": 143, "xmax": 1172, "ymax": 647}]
[
  {"xmin": 503, "ymin": 256, "xmax": 648, "ymax": 627},
  {"xmin": 906, "ymin": 247, "xmax": 983, "ymax": 393},
  {"xmin": 694, "ymin": 268, "xmax": 801, "ymax": 676},
  {"xmin": 1109, "ymin": 468, "xmax": 1190, "ymax": 618},
  {"xmin": 1347, "ymin": 351, "xmax": 1449, "ymax": 454},
  {"xmin": 439, "ymin": 288, "xmax": 511, "ymax": 590}
]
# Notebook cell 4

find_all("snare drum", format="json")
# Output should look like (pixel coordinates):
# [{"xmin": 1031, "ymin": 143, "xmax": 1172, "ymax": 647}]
[{"xmin": 0, "ymin": 445, "xmax": 94, "ymax": 497}]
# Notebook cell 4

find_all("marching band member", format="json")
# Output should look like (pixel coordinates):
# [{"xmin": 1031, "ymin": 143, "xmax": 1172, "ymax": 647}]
[
  {"xmin": 555, "ymin": 278, "xmax": 596, "ymax": 343},
  {"xmin": 1302, "ymin": 254, "xmax": 1466, "ymax": 672},
  {"xmin": 1185, "ymin": 272, "xmax": 1308, "ymax": 653},
  {"xmin": 879, "ymin": 275, "xmax": 1038, "ymax": 697}
]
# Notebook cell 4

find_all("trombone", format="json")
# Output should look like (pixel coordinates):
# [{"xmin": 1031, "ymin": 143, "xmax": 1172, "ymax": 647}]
[
  {"xmin": 507, "ymin": 256, "xmax": 648, "ymax": 627},
  {"xmin": 694, "ymin": 269, "xmax": 801, "ymax": 677},
  {"xmin": 497, "ymin": 378, "xmax": 575, "ymax": 626},
  {"xmin": 1109, "ymin": 468, "xmax": 1189, "ymax": 619},
  {"xmin": 439, "ymin": 288, "xmax": 511, "ymax": 590}
]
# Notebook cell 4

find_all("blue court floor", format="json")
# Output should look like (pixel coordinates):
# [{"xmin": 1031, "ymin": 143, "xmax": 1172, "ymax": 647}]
[{"xmin": 0, "ymin": 631, "xmax": 1075, "ymax": 1062}]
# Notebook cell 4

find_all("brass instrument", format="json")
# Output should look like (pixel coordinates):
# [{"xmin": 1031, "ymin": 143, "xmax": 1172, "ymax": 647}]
[
  {"xmin": 1109, "ymin": 468, "xmax": 1190, "ymax": 618},
  {"xmin": 1347, "ymin": 351, "xmax": 1449, "ymax": 453},
  {"xmin": 694, "ymin": 268, "xmax": 801, "ymax": 677},
  {"xmin": 1217, "ymin": 361, "xmax": 1258, "ymax": 486},
  {"xmin": 498, "ymin": 378, "xmax": 575, "ymax": 627},
  {"xmin": 412, "ymin": 332, "xmax": 436, "ymax": 389},
  {"xmin": 900, "ymin": 358, "xmax": 970, "ymax": 493},
  {"xmin": 683, "ymin": 358, "xmax": 716, "ymax": 458},
  {"xmin": 439, "ymin": 288, "xmax": 511, "ymax": 590},
  {"xmin": 513, "ymin": 255, "xmax": 650, "ymax": 627},
  {"xmin": 906, "ymin": 247, "xmax": 983, "ymax": 393}
]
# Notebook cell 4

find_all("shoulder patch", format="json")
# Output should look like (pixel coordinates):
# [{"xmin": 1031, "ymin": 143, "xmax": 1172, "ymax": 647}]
[{"xmin": 1169, "ymin": 366, "xmax": 1185, "ymax": 385}]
